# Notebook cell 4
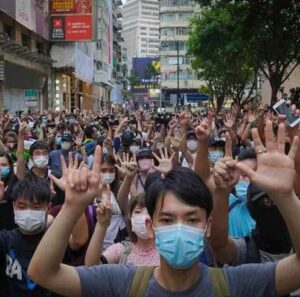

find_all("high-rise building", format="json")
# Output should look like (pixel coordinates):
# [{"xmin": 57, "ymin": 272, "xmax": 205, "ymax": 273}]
[
  {"xmin": 159, "ymin": 0, "xmax": 203, "ymax": 107},
  {"xmin": 122, "ymin": 0, "xmax": 160, "ymax": 73}
]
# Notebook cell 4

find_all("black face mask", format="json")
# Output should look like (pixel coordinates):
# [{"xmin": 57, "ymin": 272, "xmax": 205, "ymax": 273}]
[{"xmin": 248, "ymin": 196, "xmax": 292, "ymax": 254}]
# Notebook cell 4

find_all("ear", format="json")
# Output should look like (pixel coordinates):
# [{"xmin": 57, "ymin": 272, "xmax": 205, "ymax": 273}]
[
  {"xmin": 145, "ymin": 217, "xmax": 155, "ymax": 239},
  {"xmin": 205, "ymin": 216, "xmax": 213, "ymax": 239}
]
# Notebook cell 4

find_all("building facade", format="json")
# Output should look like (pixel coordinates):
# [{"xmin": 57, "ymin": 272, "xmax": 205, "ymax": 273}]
[
  {"xmin": 159, "ymin": 0, "xmax": 203, "ymax": 107},
  {"xmin": 122, "ymin": 0, "xmax": 160, "ymax": 73},
  {"xmin": 0, "ymin": 1, "xmax": 52, "ymax": 112}
]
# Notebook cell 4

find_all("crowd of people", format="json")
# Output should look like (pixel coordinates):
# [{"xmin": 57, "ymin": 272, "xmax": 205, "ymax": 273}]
[{"xmin": 0, "ymin": 102, "xmax": 300, "ymax": 297}]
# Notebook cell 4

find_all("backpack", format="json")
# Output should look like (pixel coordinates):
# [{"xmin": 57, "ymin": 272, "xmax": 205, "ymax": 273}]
[{"xmin": 128, "ymin": 266, "xmax": 230, "ymax": 297}]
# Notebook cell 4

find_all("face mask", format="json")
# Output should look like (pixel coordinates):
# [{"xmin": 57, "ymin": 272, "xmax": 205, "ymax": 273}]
[
  {"xmin": 131, "ymin": 214, "xmax": 150, "ymax": 239},
  {"xmin": 6, "ymin": 142, "xmax": 15, "ymax": 149},
  {"xmin": 101, "ymin": 172, "xmax": 116, "ymax": 185},
  {"xmin": 102, "ymin": 147, "xmax": 109, "ymax": 155},
  {"xmin": 235, "ymin": 180, "xmax": 250, "ymax": 201},
  {"xmin": 55, "ymin": 137, "xmax": 62, "ymax": 146},
  {"xmin": 187, "ymin": 140, "xmax": 198, "ymax": 151},
  {"xmin": 138, "ymin": 159, "xmax": 152, "ymax": 172},
  {"xmin": 130, "ymin": 145, "xmax": 140, "ymax": 154},
  {"xmin": 209, "ymin": 150, "xmax": 224, "ymax": 163},
  {"xmin": 14, "ymin": 209, "xmax": 46, "ymax": 233},
  {"xmin": 0, "ymin": 166, "xmax": 10, "ymax": 179},
  {"xmin": 61, "ymin": 142, "xmax": 71, "ymax": 151},
  {"xmin": 42, "ymin": 119, "xmax": 48, "ymax": 126},
  {"xmin": 154, "ymin": 224, "xmax": 205, "ymax": 269},
  {"xmin": 33, "ymin": 156, "xmax": 49, "ymax": 169},
  {"xmin": 28, "ymin": 121, "xmax": 34, "ymax": 129}
]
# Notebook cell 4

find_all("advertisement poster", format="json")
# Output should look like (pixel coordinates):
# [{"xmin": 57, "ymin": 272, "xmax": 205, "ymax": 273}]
[
  {"xmin": 50, "ymin": 0, "xmax": 92, "ymax": 14},
  {"xmin": 16, "ymin": 0, "xmax": 36, "ymax": 32},
  {"xmin": 50, "ymin": 15, "xmax": 92, "ymax": 41}
]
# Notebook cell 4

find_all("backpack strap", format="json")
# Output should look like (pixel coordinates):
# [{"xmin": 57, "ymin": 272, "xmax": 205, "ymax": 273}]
[
  {"xmin": 118, "ymin": 241, "xmax": 132, "ymax": 264},
  {"xmin": 228, "ymin": 199, "xmax": 242, "ymax": 212},
  {"xmin": 128, "ymin": 266, "xmax": 155, "ymax": 297},
  {"xmin": 208, "ymin": 268, "xmax": 230, "ymax": 297}
]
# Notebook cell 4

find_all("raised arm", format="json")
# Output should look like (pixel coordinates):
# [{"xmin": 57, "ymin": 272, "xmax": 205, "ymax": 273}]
[
  {"xmin": 194, "ymin": 119, "xmax": 212, "ymax": 186},
  {"xmin": 236, "ymin": 121, "xmax": 300, "ymax": 296},
  {"xmin": 16, "ymin": 123, "xmax": 27, "ymax": 180},
  {"xmin": 116, "ymin": 154, "xmax": 138, "ymax": 215},
  {"xmin": 85, "ymin": 199, "xmax": 112, "ymax": 266},
  {"xmin": 28, "ymin": 147, "xmax": 102, "ymax": 297},
  {"xmin": 209, "ymin": 133, "xmax": 239, "ymax": 264}
]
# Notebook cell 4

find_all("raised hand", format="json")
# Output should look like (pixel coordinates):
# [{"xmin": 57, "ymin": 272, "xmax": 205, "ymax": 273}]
[
  {"xmin": 49, "ymin": 153, "xmax": 73, "ymax": 192},
  {"xmin": 213, "ymin": 133, "xmax": 239, "ymax": 191},
  {"xmin": 153, "ymin": 147, "xmax": 175, "ymax": 174},
  {"xmin": 179, "ymin": 111, "xmax": 190, "ymax": 127},
  {"xmin": 236, "ymin": 121, "xmax": 299, "ymax": 200},
  {"xmin": 116, "ymin": 153, "xmax": 138, "ymax": 178},
  {"xmin": 195, "ymin": 118, "xmax": 211, "ymax": 142},
  {"xmin": 73, "ymin": 135, "xmax": 83, "ymax": 147},
  {"xmin": 224, "ymin": 113, "xmax": 235, "ymax": 130},
  {"xmin": 19, "ymin": 122, "xmax": 28, "ymax": 137},
  {"xmin": 56, "ymin": 146, "xmax": 101, "ymax": 208},
  {"xmin": 170, "ymin": 134, "xmax": 185, "ymax": 151},
  {"xmin": 96, "ymin": 198, "xmax": 112, "ymax": 228}
]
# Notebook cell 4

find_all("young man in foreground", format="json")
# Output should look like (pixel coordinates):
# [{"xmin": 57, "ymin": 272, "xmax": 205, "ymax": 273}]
[{"xmin": 28, "ymin": 122, "xmax": 300, "ymax": 297}]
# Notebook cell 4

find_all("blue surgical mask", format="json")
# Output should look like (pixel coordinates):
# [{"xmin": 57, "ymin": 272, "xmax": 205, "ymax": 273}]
[
  {"xmin": 55, "ymin": 137, "xmax": 62, "ymax": 146},
  {"xmin": 154, "ymin": 224, "xmax": 205, "ymax": 269},
  {"xmin": 42, "ymin": 119, "xmax": 48, "ymax": 126},
  {"xmin": 209, "ymin": 150, "xmax": 224, "ymax": 163},
  {"xmin": 1, "ymin": 166, "xmax": 10, "ymax": 179},
  {"xmin": 235, "ymin": 180, "xmax": 250, "ymax": 201}
]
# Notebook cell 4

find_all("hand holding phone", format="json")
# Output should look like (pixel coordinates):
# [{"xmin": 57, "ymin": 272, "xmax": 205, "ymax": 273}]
[{"xmin": 273, "ymin": 100, "xmax": 300, "ymax": 127}]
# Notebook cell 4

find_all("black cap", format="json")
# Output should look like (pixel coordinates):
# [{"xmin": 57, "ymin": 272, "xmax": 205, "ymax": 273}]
[
  {"xmin": 62, "ymin": 133, "xmax": 73, "ymax": 143},
  {"xmin": 208, "ymin": 135, "xmax": 225, "ymax": 147},
  {"xmin": 121, "ymin": 130, "xmax": 135, "ymax": 147},
  {"xmin": 137, "ymin": 147, "xmax": 153, "ymax": 160}
]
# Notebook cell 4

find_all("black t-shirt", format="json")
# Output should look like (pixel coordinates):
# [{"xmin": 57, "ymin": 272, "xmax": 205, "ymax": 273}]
[
  {"xmin": 0, "ymin": 228, "xmax": 52, "ymax": 297},
  {"xmin": 0, "ymin": 175, "xmax": 18, "ymax": 231}
]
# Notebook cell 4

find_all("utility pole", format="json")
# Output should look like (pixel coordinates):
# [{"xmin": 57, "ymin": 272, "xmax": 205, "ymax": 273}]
[{"xmin": 176, "ymin": 40, "xmax": 180, "ymax": 111}]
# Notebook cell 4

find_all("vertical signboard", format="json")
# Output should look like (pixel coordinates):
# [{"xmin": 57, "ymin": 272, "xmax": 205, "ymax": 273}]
[{"xmin": 50, "ymin": 0, "xmax": 93, "ymax": 41}]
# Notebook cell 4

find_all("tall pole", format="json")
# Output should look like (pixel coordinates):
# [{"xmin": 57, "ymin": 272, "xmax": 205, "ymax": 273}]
[{"xmin": 176, "ymin": 40, "xmax": 180, "ymax": 111}]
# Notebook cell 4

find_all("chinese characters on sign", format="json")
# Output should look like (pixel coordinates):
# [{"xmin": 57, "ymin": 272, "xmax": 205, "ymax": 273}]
[{"xmin": 49, "ymin": 0, "xmax": 93, "ymax": 41}]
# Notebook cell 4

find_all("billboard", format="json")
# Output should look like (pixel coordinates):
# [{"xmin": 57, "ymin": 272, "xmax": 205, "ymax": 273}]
[
  {"xmin": 50, "ymin": 0, "xmax": 92, "ymax": 14},
  {"xmin": 49, "ymin": 0, "xmax": 93, "ymax": 41}
]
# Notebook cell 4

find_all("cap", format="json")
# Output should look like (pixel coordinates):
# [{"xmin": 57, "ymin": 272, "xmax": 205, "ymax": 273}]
[
  {"xmin": 208, "ymin": 135, "xmax": 225, "ymax": 147},
  {"xmin": 137, "ymin": 147, "xmax": 153, "ymax": 160},
  {"xmin": 61, "ymin": 133, "xmax": 73, "ymax": 143},
  {"xmin": 121, "ymin": 130, "xmax": 135, "ymax": 147}
]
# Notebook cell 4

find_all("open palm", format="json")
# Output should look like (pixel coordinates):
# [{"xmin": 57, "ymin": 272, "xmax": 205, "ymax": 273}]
[
  {"xmin": 236, "ymin": 121, "xmax": 298, "ymax": 199},
  {"xmin": 153, "ymin": 147, "xmax": 175, "ymax": 174}
]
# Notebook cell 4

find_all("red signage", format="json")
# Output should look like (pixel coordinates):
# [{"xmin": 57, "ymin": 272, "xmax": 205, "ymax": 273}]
[
  {"xmin": 50, "ymin": 15, "xmax": 92, "ymax": 41},
  {"xmin": 50, "ymin": 0, "xmax": 92, "ymax": 14}
]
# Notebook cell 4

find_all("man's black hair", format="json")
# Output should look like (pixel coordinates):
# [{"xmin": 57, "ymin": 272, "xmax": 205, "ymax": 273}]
[
  {"xmin": 29, "ymin": 141, "xmax": 49, "ymax": 156},
  {"xmin": 84, "ymin": 125, "xmax": 96, "ymax": 139},
  {"xmin": 11, "ymin": 175, "xmax": 51, "ymax": 204},
  {"xmin": 145, "ymin": 167, "xmax": 213, "ymax": 218}
]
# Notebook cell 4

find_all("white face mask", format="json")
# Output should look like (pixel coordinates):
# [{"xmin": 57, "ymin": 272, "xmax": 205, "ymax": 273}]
[
  {"xmin": 101, "ymin": 172, "xmax": 116, "ymax": 185},
  {"xmin": 131, "ymin": 214, "xmax": 150, "ymax": 239},
  {"xmin": 33, "ymin": 156, "xmax": 49, "ymax": 169},
  {"xmin": 187, "ymin": 140, "xmax": 198, "ymax": 151},
  {"xmin": 138, "ymin": 159, "xmax": 152, "ymax": 172},
  {"xmin": 130, "ymin": 145, "xmax": 140, "ymax": 154},
  {"xmin": 14, "ymin": 209, "xmax": 46, "ymax": 233},
  {"xmin": 61, "ymin": 142, "xmax": 71, "ymax": 151}
]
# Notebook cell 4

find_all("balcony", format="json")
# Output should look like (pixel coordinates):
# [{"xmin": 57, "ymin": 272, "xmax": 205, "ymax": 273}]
[{"xmin": 95, "ymin": 50, "xmax": 103, "ymax": 61}]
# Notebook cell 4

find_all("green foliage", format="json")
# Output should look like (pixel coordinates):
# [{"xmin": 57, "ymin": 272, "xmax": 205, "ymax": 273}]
[
  {"xmin": 191, "ymin": 0, "xmax": 300, "ymax": 103},
  {"xmin": 188, "ymin": 3, "xmax": 258, "ymax": 109},
  {"xmin": 128, "ymin": 73, "xmax": 140, "ymax": 88}
]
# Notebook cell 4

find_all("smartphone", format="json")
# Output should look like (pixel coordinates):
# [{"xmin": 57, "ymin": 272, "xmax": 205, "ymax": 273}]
[{"xmin": 273, "ymin": 100, "xmax": 300, "ymax": 127}]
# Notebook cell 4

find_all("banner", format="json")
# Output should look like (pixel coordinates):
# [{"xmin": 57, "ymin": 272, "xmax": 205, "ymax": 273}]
[
  {"xmin": 50, "ymin": 15, "xmax": 92, "ymax": 41},
  {"xmin": 16, "ymin": 0, "xmax": 36, "ymax": 32},
  {"xmin": 49, "ymin": 0, "xmax": 93, "ymax": 41},
  {"xmin": 50, "ymin": 0, "xmax": 92, "ymax": 14}
]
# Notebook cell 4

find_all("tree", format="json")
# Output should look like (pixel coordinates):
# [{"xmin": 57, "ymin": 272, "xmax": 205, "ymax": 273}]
[
  {"xmin": 193, "ymin": 0, "xmax": 300, "ymax": 103},
  {"xmin": 188, "ymin": 3, "xmax": 258, "ymax": 110},
  {"xmin": 128, "ymin": 73, "xmax": 140, "ymax": 88}
]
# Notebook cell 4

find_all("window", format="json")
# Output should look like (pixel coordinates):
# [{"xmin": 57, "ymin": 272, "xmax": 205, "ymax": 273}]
[
  {"xmin": 160, "ymin": 40, "xmax": 187, "ymax": 51},
  {"xmin": 96, "ymin": 61, "xmax": 103, "ymax": 71},
  {"xmin": 21, "ymin": 33, "xmax": 30, "ymax": 49},
  {"xmin": 3, "ymin": 24, "xmax": 12, "ymax": 39},
  {"xmin": 96, "ymin": 42, "xmax": 102, "ymax": 50},
  {"xmin": 36, "ymin": 42, "xmax": 44, "ymax": 54}
]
